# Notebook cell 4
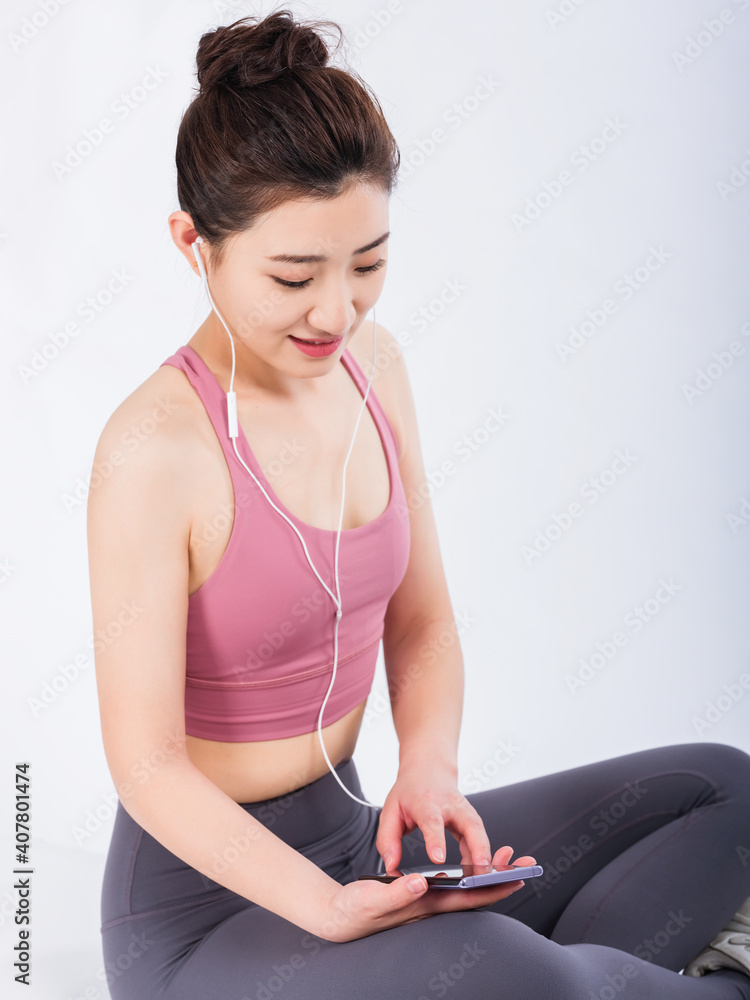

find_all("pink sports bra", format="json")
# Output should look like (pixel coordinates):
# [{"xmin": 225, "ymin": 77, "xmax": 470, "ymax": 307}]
[{"xmin": 159, "ymin": 345, "xmax": 411, "ymax": 742}]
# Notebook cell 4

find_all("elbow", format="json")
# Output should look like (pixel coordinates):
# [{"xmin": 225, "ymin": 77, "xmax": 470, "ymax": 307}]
[{"xmin": 106, "ymin": 730, "xmax": 192, "ymax": 804}]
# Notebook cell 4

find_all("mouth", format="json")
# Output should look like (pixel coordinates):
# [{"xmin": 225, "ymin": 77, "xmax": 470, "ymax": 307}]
[
  {"xmin": 288, "ymin": 333, "xmax": 344, "ymax": 357},
  {"xmin": 289, "ymin": 335, "xmax": 341, "ymax": 345}
]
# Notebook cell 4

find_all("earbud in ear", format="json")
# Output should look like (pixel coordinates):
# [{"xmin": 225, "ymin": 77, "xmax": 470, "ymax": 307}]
[{"xmin": 191, "ymin": 236, "xmax": 207, "ymax": 279}]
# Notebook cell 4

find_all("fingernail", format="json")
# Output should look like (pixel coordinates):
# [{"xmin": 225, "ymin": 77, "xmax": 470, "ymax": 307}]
[
  {"xmin": 476, "ymin": 858, "xmax": 491, "ymax": 866},
  {"xmin": 408, "ymin": 876, "xmax": 427, "ymax": 894},
  {"xmin": 433, "ymin": 848, "xmax": 445, "ymax": 862},
  {"xmin": 383, "ymin": 854, "xmax": 393, "ymax": 871}
]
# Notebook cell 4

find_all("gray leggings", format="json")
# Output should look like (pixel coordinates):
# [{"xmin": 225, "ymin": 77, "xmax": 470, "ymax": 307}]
[{"xmin": 100, "ymin": 742, "xmax": 750, "ymax": 999}]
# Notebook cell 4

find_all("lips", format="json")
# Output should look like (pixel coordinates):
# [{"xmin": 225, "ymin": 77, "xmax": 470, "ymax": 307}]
[{"xmin": 290, "ymin": 335, "xmax": 341, "ymax": 344}]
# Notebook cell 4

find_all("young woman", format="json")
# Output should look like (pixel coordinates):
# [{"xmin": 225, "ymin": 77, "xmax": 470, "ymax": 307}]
[{"xmin": 88, "ymin": 10, "xmax": 750, "ymax": 999}]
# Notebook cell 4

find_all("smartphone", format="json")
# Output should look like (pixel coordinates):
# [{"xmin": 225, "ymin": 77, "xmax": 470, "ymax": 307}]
[{"xmin": 358, "ymin": 862, "xmax": 544, "ymax": 889}]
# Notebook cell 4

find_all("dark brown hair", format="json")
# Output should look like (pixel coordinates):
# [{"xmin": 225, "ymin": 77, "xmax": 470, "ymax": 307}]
[{"xmin": 175, "ymin": 7, "xmax": 401, "ymax": 268}]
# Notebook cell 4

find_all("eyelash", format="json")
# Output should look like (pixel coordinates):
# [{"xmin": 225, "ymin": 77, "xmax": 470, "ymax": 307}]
[{"xmin": 272, "ymin": 257, "xmax": 387, "ymax": 289}]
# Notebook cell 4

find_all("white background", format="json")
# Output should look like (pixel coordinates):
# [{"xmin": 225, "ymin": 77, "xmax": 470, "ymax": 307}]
[{"xmin": 1, "ymin": 0, "xmax": 749, "ymax": 996}]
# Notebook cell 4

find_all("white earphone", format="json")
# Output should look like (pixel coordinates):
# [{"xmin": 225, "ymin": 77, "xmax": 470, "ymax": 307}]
[{"xmin": 191, "ymin": 235, "xmax": 380, "ymax": 810}]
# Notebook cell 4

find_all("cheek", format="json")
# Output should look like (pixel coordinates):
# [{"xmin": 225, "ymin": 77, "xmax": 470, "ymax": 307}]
[{"xmin": 230, "ymin": 284, "xmax": 300, "ymax": 336}]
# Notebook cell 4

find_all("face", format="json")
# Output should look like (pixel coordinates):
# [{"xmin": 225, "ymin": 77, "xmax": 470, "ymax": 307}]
[{"xmin": 190, "ymin": 181, "xmax": 389, "ymax": 383}]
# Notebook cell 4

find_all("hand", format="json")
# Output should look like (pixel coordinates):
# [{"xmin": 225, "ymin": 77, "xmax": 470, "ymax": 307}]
[
  {"xmin": 376, "ymin": 762, "xmax": 495, "ymax": 870},
  {"xmin": 316, "ymin": 845, "xmax": 536, "ymax": 943}
]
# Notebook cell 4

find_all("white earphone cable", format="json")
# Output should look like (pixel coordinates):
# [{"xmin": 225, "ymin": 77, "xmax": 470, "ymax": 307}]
[{"xmin": 191, "ymin": 236, "xmax": 379, "ymax": 809}]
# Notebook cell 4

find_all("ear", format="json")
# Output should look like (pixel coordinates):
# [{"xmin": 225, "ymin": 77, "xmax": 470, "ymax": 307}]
[{"xmin": 168, "ymin": 211, "xmax": 202, "ymax": 272}]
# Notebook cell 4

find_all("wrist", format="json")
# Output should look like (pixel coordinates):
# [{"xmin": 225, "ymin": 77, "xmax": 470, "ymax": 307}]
[
  {"xmin": 283, "ymin": 872, "xmax": 344, "ymax": 941},
  {"xmin": 398, "ymin": 744, "xmax": 458, "ymax": 780},
  {"xmin": 312, "ymin": 879, "xmax": 352, "ymax": 943}
]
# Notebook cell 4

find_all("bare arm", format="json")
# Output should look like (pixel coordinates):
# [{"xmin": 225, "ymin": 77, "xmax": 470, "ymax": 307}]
[
  {"xmin": 86, "ymin": 388, "xmax": 342, "ymax": 936},
  {"xmin": 376, "ymin": 330, "xmax": 523, "ymax": 871}
]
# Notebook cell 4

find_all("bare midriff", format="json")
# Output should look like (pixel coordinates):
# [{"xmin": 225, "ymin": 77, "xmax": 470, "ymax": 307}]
[{"xmin": 184, "ymin": 703, "xmax": 367, "ymax": 802}]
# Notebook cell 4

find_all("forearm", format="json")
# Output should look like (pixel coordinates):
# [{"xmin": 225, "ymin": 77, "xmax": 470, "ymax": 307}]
[
  {"xmin": 112, "ymin": 753, "xmax": 339, "ymax": 936},
  {"xmin": 384, "ymin": 616, "xmax": 465, "ymax": 775}
]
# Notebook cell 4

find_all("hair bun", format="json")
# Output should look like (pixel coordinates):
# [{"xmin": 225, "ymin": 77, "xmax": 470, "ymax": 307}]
[{"xmin": 196, "ymin": 9, "xmax": 336, "ymax": 93}]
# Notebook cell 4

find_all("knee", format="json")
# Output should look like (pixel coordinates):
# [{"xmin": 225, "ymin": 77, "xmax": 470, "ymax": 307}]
[
  {"xmin": 667, "ymin": 741, "xmax": 750, "ymax": 817},
  {"xmin": 691, "ymin": 741, "xmax": 750, "ymax": 787}
]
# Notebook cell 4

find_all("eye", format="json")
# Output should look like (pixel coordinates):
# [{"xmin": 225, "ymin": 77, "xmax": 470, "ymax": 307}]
[
  {"xmin": 272, "ymin": 276, "xmax": 313, "ymax": 289},
  {"xmin": 356, "ymin": 257, "xmax": 387, "ymax": 275},
  {"xmin": 270, "ymin": 258, "xmax": 387, "ymax": 290}
]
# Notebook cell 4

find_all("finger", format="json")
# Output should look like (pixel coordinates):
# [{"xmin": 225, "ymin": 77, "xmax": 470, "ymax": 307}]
[
  {"xmin": 420, "ymin": 875, "xmax": 526, "ymax": 918},
  {"xmin": 386, "ymin": 873, "xmax": 428, "ymax": 910},
  {"xmin": 458, "ymin": 833, "xmax": 472, "ymax": 866},
  {"xmin": 376, "ymin": 805, "xmax": 406, "ymax": 872},
  {"xmin": 511, "ymin": 855, "xmax": 537, "ymax": 867},
  {"xmin": 446, "ymin": 809, "xmax": 492, "ymax": 867},
  {"xmin": 416, "ymin": 807, "xmax": 448, "ymax": 864},
  {"xmin": 492, "ymin": 845, "xmax": 515, "ymax": 867}
]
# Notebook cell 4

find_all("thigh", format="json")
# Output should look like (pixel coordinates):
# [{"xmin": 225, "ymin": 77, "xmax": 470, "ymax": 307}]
[
  {"xmin": 157, "ymin": 903, "xmax": 587, "ymax": 1000},
  {"xmin": 398, "ymin": 742, "xmax": 750, "ymax": 939}
]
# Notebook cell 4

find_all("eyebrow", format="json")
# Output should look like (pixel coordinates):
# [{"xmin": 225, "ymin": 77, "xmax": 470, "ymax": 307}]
[{"xmin": 265, "ymin": 231, "xmax": 390, "ymax": 264}]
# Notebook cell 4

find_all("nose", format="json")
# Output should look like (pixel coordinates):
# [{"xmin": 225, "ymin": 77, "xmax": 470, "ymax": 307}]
[{"xmin": 307, "ymin": 282, "xmax": 358, "ymax": 338}]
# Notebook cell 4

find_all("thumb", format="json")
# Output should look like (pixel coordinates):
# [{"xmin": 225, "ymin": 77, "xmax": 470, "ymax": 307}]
[{"xmin": 387, "ymin": 873, "xmax": 428, "ymax": 910}]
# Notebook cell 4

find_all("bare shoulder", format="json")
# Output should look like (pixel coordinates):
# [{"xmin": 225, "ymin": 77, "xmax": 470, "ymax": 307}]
[
  {"xmin": 87, "ymin": 359, "xmax": 221, "ymax": 540},
  {"xmin": 91, "ymin": 360, "xmax": 212, "ymax": 474},
  {"xmin": 346, "ymin": 321, "xmax": 410, "ymax": 462}
]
